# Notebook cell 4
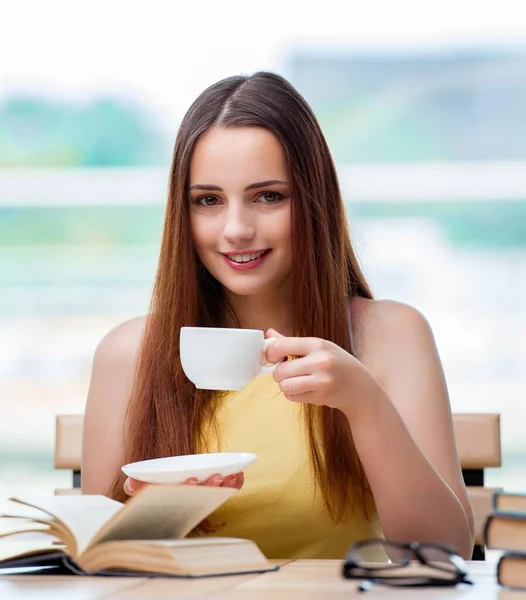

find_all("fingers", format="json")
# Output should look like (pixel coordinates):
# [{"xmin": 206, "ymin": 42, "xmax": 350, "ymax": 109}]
[
  {"xmin": 266, "ymin": 328, "xmax": 285, "ymax": 339},
  {"xmin": 262, "ymin": 329, "xmax": 285, "ymax": 366},
  {"xmin": 273, "ymin": 355, "xmax": 312, "ymax": 382},
  {"xmin": 278, "ymin": 374, "xmax": 319, "ymax": 398},
  {"xmin": 123, "ymin": 478, "xmax": 132, "ymax": 495},
  {"xmin": 183, "ymin": 478, "xmax": 200, "ymax": 485},
  {"xmin": 201, "ymin": 474, "xmax": 225, "ymax": 486},
  {"xmin": 123, "ymin": 477, "xmax": 146, "ymax": 496},
  {"xmin": 125, "ymin": 473, "xmax": 245, "ymax": 493},
  {"xmin": 184, "ymin": 472, "xmax": 244, "ymax": 488},
  {"xmin": 222, "ymin": 472, "xmax": 244, "ymax": 489},
  {"xmin": 265, "ymin": 336, "xmax": 328, "ymax": 364}
]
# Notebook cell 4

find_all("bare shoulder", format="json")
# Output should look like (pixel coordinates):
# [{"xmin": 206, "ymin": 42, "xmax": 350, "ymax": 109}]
[
  {"xmin": 352, "ymin": 297, "xmax": 432, "ymax": 334},
  {"xmin": 94, "ymin": 315, "xmax": 148, "ymax": 368},
  {"xmin": 82, "ymin": 315, "xmax": 148, "ymax": 494},
  {"xmin": 350, "ymin": 298, "xmax": 437, "ymax": 376}
]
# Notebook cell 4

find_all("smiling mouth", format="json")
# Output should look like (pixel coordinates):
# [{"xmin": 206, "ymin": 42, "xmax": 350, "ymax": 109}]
[{"xmin": 224, "ymin": 250, "xmax": 270, "ymax": 263}]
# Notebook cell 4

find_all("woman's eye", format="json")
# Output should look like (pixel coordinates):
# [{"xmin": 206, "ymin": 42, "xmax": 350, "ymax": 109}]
[
  {"xmin": 259, "ymin": 191, "xmax": 284, "ymax": 204},
  {"xmin": 195, "ymin": 195, "xmax": 220, "ymax": 207}
]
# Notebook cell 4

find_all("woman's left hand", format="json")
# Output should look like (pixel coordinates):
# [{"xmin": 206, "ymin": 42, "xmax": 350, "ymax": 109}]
[{"xmin": 265, "ymin": 328, "xmax": 379, "ymax": 415}]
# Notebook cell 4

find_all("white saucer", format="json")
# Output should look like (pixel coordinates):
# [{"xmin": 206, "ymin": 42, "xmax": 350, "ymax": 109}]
[{"xmin": 121, "ymin": 452, "xmax": 257, "ymax": 484}]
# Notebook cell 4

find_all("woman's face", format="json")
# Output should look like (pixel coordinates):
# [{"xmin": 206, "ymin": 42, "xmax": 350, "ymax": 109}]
[{"xmin": 188, "ymin": 126, "xmax": 292, "ymax": 299}]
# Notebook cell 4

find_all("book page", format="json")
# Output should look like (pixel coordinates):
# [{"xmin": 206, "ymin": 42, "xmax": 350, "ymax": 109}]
[
  {"xmin": 1, "ymin": 501, "xmax": 53, "ymax": 520},
  {"xmin": 10, "ymin": 495, "xmax": 124, "ymax": 557},
  {"xmin": 0, "ymin": 518, "xmax": 50, "ymax": 538},
  {"xmin": 0, "ymin": 539, "xmax": 59, "ymax": 562},
  {"xmin": 89, "ymin": 485, "xmax": 237, "ymax": 554}
]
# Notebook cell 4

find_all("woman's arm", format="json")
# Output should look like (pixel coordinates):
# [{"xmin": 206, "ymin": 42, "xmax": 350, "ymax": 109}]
[
  {"xmin": 267, "ymin": 300, "xmax": 474, "ymax": 558},
  {"xmin": 345, "ymin": 301, "xmax": 474, "ymax": 558},
  {"xmin": 82, "ymin": 316, "xmax": 245, "ymax": 496},
  {"xmin": 81, "ymin": 317, "xmax": 145, "ymax": 495}
]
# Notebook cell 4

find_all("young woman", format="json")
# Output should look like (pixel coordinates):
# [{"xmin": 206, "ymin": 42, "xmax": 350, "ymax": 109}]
[{"xmin": 82, "ymin": 71, "xmax": 474, "ymax": 560}]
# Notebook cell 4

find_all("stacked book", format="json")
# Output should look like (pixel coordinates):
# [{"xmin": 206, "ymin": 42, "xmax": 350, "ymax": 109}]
[{"xmin": 484, "ymin": 491, "xmax": 526, "ymax": 590}]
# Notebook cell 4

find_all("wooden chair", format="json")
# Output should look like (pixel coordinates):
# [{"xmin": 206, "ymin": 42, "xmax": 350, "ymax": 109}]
[
  {"xmin": 54, "ymin": 412, "xmax": 501, "ymax": 559},
  {"xmin": 54, "ymin": 414, "xmax": 83, "ymax": 496},
  {"xmin": 452, "ymin": 413, "xmax": 502, "ymax": 560}
]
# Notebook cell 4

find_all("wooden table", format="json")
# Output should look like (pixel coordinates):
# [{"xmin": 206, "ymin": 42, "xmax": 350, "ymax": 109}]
[{"xmin": 1, "ymin": 558, "xmax": 525, "ymax": 599}]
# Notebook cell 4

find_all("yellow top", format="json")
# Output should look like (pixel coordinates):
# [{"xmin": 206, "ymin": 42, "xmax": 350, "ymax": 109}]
[{"xmin": 203, "ymin": 373, "xmax": 383, "ymax": 559}]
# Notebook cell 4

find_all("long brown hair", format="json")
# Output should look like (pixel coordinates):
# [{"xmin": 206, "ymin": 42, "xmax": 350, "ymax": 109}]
[{"xmin": 109, "ymin": 71, "xmax": 374, "ymax": 528}]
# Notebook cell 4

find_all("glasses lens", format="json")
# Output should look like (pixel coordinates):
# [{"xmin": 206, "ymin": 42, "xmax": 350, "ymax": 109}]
[
  {"xmin": 419, "ymin": 545, "xmax": 459, "ymax": 573},
  {"xmin": 353, "ymin": 540, "xmax": 410, "ymax": 568}
]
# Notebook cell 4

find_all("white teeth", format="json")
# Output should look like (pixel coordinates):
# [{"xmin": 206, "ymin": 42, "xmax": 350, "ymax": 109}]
[{"xmin": 227, "ymin": 251, "xmax": 265, "ymax": 263}]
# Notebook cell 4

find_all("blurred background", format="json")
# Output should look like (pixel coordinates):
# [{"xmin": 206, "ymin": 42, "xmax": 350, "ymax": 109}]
[{"xmin": 1, "ymin": 0, "xmax": 525, "ymax": 497}]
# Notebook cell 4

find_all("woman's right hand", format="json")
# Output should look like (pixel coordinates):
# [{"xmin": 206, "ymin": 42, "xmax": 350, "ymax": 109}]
[{"xmin": 123, "ymin": 471, "xmax": 244, "ymax": 497}]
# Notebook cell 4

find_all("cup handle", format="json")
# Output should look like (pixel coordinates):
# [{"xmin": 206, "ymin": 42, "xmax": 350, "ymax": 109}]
[{"xmin": 259, "ymin": 337, "xmax": 283, "ymax": 374}]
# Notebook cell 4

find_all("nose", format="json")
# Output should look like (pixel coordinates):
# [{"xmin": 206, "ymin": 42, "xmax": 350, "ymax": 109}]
[{"xmin": 223, "ymin": 202, "xmax": 256, "ymax": 245}]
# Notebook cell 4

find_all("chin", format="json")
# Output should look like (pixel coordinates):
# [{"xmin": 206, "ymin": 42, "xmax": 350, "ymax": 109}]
[
  {"xmin": 208, "ymin": 270, "xmax": 277, "ymax": 297},
  {"xmin": 203, "ymin": 258, "xmax": 291, "ymax": 298},
  {"xmin": 219, "ymin": 280, "xmax": 272, "ymax": 297}
]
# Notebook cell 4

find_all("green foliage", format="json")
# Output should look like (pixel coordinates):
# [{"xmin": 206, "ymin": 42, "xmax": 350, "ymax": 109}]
[
  {"xmin": 290, "ymin": 51, "xmax": 526, "ymax": 162},
  {"xmin": 0, "ymin": 200, "xmax": 524, "ymax": 248},
  {"xmin": 0, "ymin": 205, "xmax": 164, "ymax": 245},
  {"xmin": 348, "ymin": 200, "xmax": 526, "ymax": 248},
  {"xmin": 0, "ymin": 95, "xmax": 171, "ymax": 167}
]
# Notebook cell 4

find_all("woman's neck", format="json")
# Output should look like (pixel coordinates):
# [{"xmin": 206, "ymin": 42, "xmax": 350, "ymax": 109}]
[{"xmin": 222, "ymin": 286, "xmax": 293, "ymax": 336}]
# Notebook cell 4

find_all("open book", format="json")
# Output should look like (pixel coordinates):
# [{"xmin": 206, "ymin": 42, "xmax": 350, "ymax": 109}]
[{"xmin": 0, "ymin": 485, "xmax": 277, "ymax": 577}]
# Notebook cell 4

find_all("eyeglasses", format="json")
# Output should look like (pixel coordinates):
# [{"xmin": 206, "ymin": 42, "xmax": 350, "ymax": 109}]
[{"xmin": 342, "ymin": 539, "xmax": 473, "ymax": 591}]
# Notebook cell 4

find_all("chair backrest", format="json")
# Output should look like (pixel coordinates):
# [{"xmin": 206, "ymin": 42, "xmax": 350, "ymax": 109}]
[
  {"xmin": 451, "ymin": 413, "xmax": 501, "ymax": 559},
  {"xmin": 55, "ymin": 412, "xmax": 501, "ymax": 557},
  {"xmin": 452, "ymin": 413, "xmax": 501, "ymax": 474},
  {"xmin": 54, "ymin": 414, "xmax": 83, "ymax": 494}
]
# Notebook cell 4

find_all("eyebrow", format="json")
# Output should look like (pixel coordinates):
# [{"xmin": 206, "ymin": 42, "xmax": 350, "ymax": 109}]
[{"xmin": 188, "ymin": 180, "xmax": 289, "ymax": 192}]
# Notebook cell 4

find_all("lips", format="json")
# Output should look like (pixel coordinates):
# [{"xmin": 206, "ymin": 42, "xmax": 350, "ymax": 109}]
[
  {"xmin": 222, "ymin": 249, "xmax": 271, "ymax": 270},
  {"xmin": 226, "ymin": 250, "xmax": 269, "ymax": 263}
]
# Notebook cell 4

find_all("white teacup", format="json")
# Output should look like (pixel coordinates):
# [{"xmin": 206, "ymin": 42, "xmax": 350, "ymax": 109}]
[{"xmin": 180, "ymin": 327, "xmax": 281, "ymax": 390}]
